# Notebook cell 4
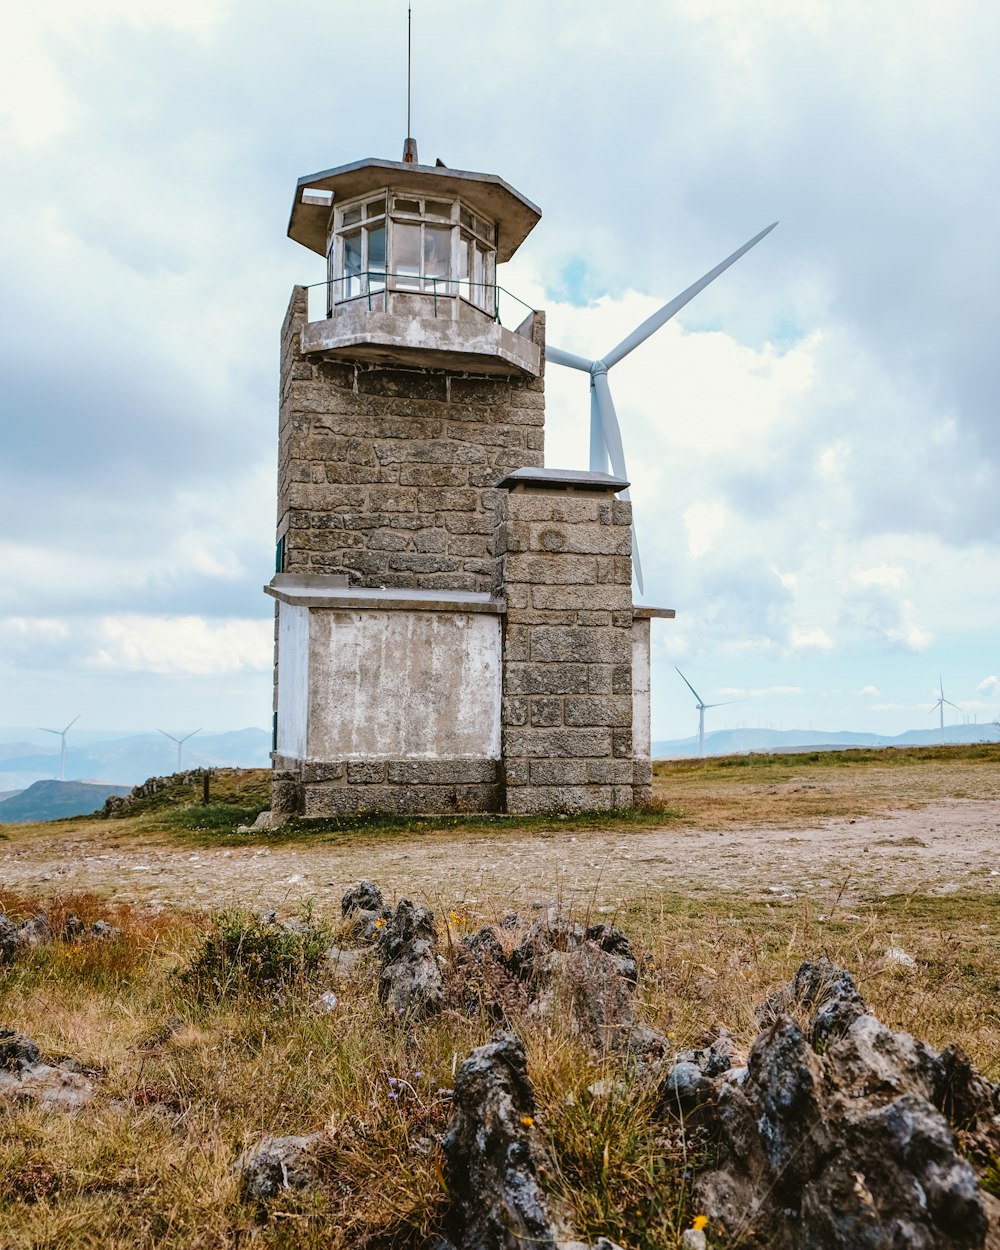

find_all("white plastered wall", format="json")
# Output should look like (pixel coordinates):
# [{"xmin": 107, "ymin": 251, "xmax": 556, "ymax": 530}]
[{"xmin": 304, "ymin": 609, "xmax": 502, "ymax": 760}]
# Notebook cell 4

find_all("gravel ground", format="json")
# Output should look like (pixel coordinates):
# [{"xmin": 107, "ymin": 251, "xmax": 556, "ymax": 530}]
[{"xmin": 2, "ymin": 797, "xmax": 998, "ymax": 915}]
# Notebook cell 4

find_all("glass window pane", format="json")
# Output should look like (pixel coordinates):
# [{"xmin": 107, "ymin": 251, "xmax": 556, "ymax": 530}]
[
  {"xmin": 342, "ymin": 206, "xmax": 362, "ymax": 227},
  {"xmin": 459, "ymin": 206, "xmax": 474, "ymax": 230},
  {"xmin": 367, "ymin": 224, "xmax": 386, "ymax": 291},
  {"xmin": 481, "ymin": 219, "xmax": 496, "ymax": 244},
  {"xmin": 394, "ymin": 197, "xmax": 420, "ymax": 214},
  {"xmin": 394, "ymin": 222, "xmax": 421, "ymax": 289},
  {"xmin": 424, "ymin": 226, "xmax": 451, "ymax": 289},
  {"xmin": 473, "ymin": 243, "xmax": 485, "ymax": 305},
  {"xmin": 425, "ymin": 199, "xmax": 451, "ymax": 219},
  {"xmin": 365, "ymin": 197, "xmax": 386, "ymax": 219},
  {"xmin": 458, "ymin": 234, "xmax": 470, "ymax": 301},
  {"xmin": 343, "ymin": 231, "xmax": 362, "ymax": 299}
]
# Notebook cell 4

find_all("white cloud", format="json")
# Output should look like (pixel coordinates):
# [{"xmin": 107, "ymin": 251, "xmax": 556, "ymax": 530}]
[
  {"xmin": 859, "ymin": 685, "xmax": 880, "ymax": 697},
  {"xmin": 88, "ymin": 616, "xmax": 271, "ymax": 676},
  {"xmin": 977, "ymin": 675, "xmax": 1000, "ymax": 698},
  {"xmin": 787, "ymin": 627, "xmax": 834, "ymax": 653}
]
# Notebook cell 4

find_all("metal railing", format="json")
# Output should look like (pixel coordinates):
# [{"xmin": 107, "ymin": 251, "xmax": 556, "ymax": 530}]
[{"xmin": 306, "ymin": 271, "xmax": 536, "ymax": 332}]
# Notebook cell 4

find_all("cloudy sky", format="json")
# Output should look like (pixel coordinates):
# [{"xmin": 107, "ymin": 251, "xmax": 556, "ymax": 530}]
[{"xmin": 3, "ymin": 0, "xmax": 999, "ymax": 744}]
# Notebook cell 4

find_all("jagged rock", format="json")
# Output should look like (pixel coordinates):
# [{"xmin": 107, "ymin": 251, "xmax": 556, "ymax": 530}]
[
  {"xmin": 0, "ymin": 914, "xmax": 24, "ymax": 962},
  {"xmin": 441, "ymin": 1033, "xmax": 566, "ymax": 1249},
  {"xmin": 18, "ymin": 913, "xmax": 52, "ymax": 946},
  {"xmin": 234, "ymin": 1133, "xmax": 323, "ymax": 1199},
  {"xmin": 377, "ymin": 899, "xmax": 443, "ymax": 1019},
  {"xmin": 321, "ymin": 944, "xmax": 370, "ymax": 979},
  {"xmin": 693, "ymin": 960, "xmax": 999, "ymax": 1248},
  {"xmin": 0, "ymin": 1031, "xmax": 94, "ymax": 1111},
  {"xmin": 460, "ymin": 927, "xmax": 508, "ymax": 967},
  {"xmin": 507, "ymin": 917, "xmax": 642, "ymax": 1047},
  {"xmin": 758, "ymin": 956, "xmax": 867, "ymax": 1048},
  {"xmin": 341, "ymin": 880, "xmax": 390, "ymax": 942},
  {"xmin": 342, "ymin": 880, "xmax": 385, "ymax": 916},
  {"xmin": 63, "ymin": 913, "xmax": 85, "ymax": 939},
  {"xmin": 90, "ymin": 919, "xmax": 120, "ymax": 941},
  {"xmin": 0, "ymin": 1031, "xmax": 41, "ymax": 1070}
]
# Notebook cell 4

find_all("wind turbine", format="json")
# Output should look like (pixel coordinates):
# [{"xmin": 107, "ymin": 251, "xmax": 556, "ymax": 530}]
[
  {"xmin": 546, "ymin": 222, "xmax": 778, "ymax": 594},
  {"xmin": 158, "ymin": 728, "xmax": 202, "ymax": 771},
  {"xmin": 674, "ymin": 669, "xmax": 742, "ymax": 757},
  {"xmin": 929, "ymin": 677, "xmax": 960, "ymax": 733},
  {"xmin": 39, "ymin": 714, "xmax": 80, "ymax": 782}
]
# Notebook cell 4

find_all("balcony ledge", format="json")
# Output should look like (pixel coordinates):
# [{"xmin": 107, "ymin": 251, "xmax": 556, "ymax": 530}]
[{"xmin": 300, "ymin": 306, "xmax": 541, "ymax": 378}]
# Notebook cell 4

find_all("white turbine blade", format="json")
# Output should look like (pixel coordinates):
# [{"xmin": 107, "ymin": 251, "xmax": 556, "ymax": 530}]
[
  {"xmin": 592, "ymin": 370, "xmax": 644, "ymax": 593},
  {"xmin": 602, "ymin": 222, "xmax": 778, "ymax": 369},
  {"xmin": 944, "ymin": 700, "xmax": 961, "ymax": 712},
  {"xmin": 62, "ymin": 714, "xmax": 81, "ymax": 734},
  {"xmin": 158, "ymin": 728, "xmax": 181, "ymax": 745},
  {"xmin": 704, "ymin": 699, "xmax": 745, "ymax": 709},
  {"xmin": 632, "ymin": 526, "xmax": 644, "ymax": 595},
  {"xmin": 592, "ymin": 371, "xmax": 629, "ymax": 484},
  {"xmin": 674, "ymin": 667, "xmax": 704, "ymax": 705},
  {"xmin": 546, "ymin": 345, "xmax": 594, "ymax": 372},
  {"xmin": 40, "ymin": 727, "xmax": 61, "ymax": 735},
  {"xmin": 589, "ymin": 382, "xmax": 608, "ymax": 473},
  {"xmin": 180, "ymin": 728, "xmax": 203, "ymax": 744}
]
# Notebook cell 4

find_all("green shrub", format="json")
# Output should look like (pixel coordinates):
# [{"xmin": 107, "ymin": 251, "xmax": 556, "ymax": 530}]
[{"xmin": 177, "ymin": 907, "xmax": 332, "ymax": 1004}]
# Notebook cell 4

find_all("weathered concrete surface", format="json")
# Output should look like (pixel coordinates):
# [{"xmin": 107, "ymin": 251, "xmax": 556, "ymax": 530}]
[
  {"xmin": 301, "ymin": 307, "xmax": 541, "ymax": 378},
  {"xmin": 277, "ymin": 605, "xmax": 501, "ymax": 762}
]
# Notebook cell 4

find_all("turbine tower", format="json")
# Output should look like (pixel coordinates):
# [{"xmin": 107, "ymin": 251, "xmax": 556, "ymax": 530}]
[
  {"xmin": 674, "ymin": 669, "xmax": 741, "ymax": 757},
  {"xmin": 547, "ymin": 223, "xmax": 778, "ymax": 593},
  {"xmin": 39, "ymin": 714, "xmax": 80, "ymax": 782},
  {"xmin": 930, "ymin": 677, "xmax": 960, "ymax": 733},
  {"xmin": 158, "ymin": 728, "xmax": 202, "ymax": 772}
]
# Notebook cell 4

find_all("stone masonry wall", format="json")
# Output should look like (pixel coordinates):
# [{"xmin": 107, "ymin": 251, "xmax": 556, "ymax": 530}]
[
  {"xmin": 278, "ymin": 287, "xmax": 546, "ymax": 593},
  {"xmin": 271, "ymin": 757, "xmax": 501, "ymax": 818},
  {"xmin": 494, "ymin": 487, "xmax": 637, "ymax": 813}
]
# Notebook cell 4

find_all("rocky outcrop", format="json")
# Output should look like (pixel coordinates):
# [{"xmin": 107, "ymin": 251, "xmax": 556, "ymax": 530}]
[
  {"xmin": 441, "ymin": 1032, "xmax": 565, "ymax": 1250},
  {"xmin": 0, "ymin": 1030, "xmax": 95, "ymax": 1111},
  {"xmin": 341, "ymin": 879, "xmax": 390, "ymax": 942},
  {"xmin": 234, "ymin": 1133, "xmax": 324, "ymax": 1200},
  {"xmin": 376, "ymin": 899, "xmax": 444, "ymax": 1019},
  {"xmin": 689, "ymin": 959, "xmax": 1000, "ymax": 1249}
]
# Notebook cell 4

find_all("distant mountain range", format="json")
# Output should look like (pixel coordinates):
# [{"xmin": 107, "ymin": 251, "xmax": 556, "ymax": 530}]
[
  {"xmin": 0, "ymin": 780, "xmax": 132, "ymax": 825},
  {"xmin": 652, "ymin": 722, "xmax": 1000, "ymax": 758},
  {"xmin": 0, "ymin": 728, "xmax": 271, "ymax": 791}
]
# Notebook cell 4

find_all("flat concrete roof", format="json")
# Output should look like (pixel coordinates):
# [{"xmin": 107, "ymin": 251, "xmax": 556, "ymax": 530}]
[
  {"xmin": 633, "ymin": 606, "xmax": 676, "ymax": 619},
  {"xmin": 289, "ymin": 157, "xmax": 542, "ymax": 263},
  {"xmin": 266, "ymin": 578, "xmax": 506, "ymax": 615},
  {"xmin": 495, "ymin": 466, "xmax": 631, "ymax": 493}
]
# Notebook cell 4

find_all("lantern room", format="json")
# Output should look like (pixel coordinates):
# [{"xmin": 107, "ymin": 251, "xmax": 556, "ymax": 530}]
[{"xmin": 287, "ymin": 156, "xmax": 543, "ymax": 376}]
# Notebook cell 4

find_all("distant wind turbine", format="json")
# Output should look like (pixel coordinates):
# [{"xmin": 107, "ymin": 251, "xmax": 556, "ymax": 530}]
[
  {"xmin": 929, "ymin": 677, "xmax": 960, "ymax": 733},
  {"xmin": 158, "ymin": 728, "xmax": 202, "ymax": 771},
  {"xmin": 674, "ymin": 669, "xmax": 743, "ymax": 757},
  {"xmin": 547, "ymin": 222, "xmax": 778, "ymax": 593},
  {"xmin": 39, "ymin": 714, "xmax": 80, "ymax": 782}
]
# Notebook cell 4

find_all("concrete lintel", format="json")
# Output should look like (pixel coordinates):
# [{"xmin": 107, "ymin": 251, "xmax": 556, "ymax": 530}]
[
  {"xmin": 633, "ymin": 606, "xmax": 676, "ymax": 619},
  {"xmin": 495, "ymin": 466, "xmax": 630, "ymax": 493},
  {"xmin": 265, "ymin": 579, "xmax": 506, "ymax": 615}
]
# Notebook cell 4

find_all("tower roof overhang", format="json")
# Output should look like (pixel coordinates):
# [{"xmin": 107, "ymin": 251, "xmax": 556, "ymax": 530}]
[{"xmin": 288, "ymin": 157, "xmax": 542, "ymax": 263}]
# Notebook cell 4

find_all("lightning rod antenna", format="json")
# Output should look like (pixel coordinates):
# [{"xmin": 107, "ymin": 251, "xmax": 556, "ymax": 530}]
[{"xmin": 403, "ymin": 5, "xmax": 418, "ymax": 163}]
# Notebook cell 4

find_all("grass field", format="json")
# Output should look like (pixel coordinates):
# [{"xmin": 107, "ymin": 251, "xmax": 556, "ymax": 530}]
[{"xmin": 0, "ymin": 745, "xmax": 998, "ymax": 1248}]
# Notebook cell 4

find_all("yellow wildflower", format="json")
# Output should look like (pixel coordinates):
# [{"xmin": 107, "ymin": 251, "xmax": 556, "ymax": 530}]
[
  {"xmin": 520, "ymin": 1116, "xmax": 534, "ymax": 1127},
  {"xmin": 692, "ymin": 1215, "xmax": 708, "ymax": 1230}
]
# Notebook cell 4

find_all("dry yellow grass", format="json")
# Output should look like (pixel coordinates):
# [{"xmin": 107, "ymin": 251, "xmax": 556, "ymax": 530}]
[{"xmin": 0, "ymin": 746, "xmax": 998, "ymax": 1247}]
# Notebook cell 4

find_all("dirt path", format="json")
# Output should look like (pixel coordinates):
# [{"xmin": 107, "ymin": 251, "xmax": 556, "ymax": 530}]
[{"xmin": 2, "ymin": 797, "xmax": 998, "ymax": 914}]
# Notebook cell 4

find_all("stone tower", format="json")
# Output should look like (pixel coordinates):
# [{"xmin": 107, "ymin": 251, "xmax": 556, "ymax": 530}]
[{"xmin": 267, "ymin": 144, "xmax": 671, "ymax": 819}]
